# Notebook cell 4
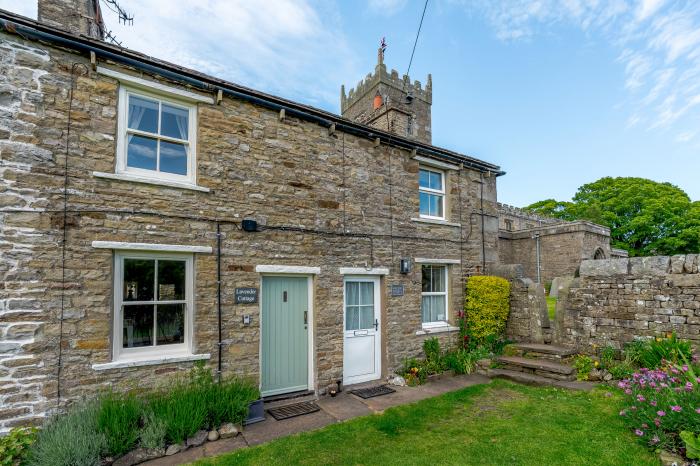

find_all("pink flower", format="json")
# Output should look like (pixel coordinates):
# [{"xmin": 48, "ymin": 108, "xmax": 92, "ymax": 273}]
[
  {"xmin": 695, "ymin": 408, "xmax": 700, "ymax": 414},
  {"xmin": 650, "ymin": 400, "xmax": 657, "ymax": 407},
  {"xmin": 657, "ymin": 410, "xmax": 666, "ymax": 417},
  {"xmin": 685, "ymin": 382, "xmax": 694, "ymax": 391},
  {"xmin": 654, "ymin": 418, "xmax": 661, "ymax": 427},
  {"xmin": 625, "ymin": 389, "xmax": 632, "ymax": 395},
  {"xmin": 671, "ymin": 405, "xmax": 682, "ymax": 412},
  {"xmin": 651, "ymin": 435, "xmax": 660, "ymax": 445},
  {"xmin": 637, "ymin": 394, "xmax": 645, "ymax": 402},
  {"xmin": 682, "ymin": 365, "xmax": 689, "ymax": 372},
  {"xmin": 635, "ymin": 429, "xmax": 644, "ymax": 437},
  {"xmin": 619, "ymin": 410, "xmax": 626, "ymax": 416}
]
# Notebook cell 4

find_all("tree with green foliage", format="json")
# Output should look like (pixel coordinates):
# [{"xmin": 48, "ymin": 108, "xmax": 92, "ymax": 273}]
[{"xmin": 525, "ymin": 177, "xmax": 699, "ymax": 256}]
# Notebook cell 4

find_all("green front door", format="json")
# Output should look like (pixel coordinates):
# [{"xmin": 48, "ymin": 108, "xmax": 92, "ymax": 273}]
[{"xmin": 261, "ymin": 276, "xmax": 309, "ymax": 396}]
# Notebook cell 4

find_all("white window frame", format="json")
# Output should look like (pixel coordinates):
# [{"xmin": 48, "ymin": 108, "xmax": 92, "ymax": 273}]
[
  {"xmin": 113, "ymin": 251, "xmax": 194, "ymax": 361},
  {"xmin": 421, "ymin": 264, "xmax": 449, "ymax": 329},
  {"xmin": 116, "ymin": 86, "xmax": 198, "ymax": 186},
  {"xmin": 418, "ymin": 166, "xmax": 446, "ymax": 221}
]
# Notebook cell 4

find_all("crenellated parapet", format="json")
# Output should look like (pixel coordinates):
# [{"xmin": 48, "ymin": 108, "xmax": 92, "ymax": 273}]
[
  {"xmin": 497, "ymin": 202, "xmax": 563, "ymax": 229},
  {"xmin": 341, "ymin": 63, "xmax": 432, "ymax": 113}
]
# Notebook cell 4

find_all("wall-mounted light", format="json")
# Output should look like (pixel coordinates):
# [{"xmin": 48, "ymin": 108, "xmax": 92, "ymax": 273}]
[
  {"xmin": 400, "ymin": 258, "xmax": 411, "ymax": 274},
  {"xmin": 242, "ymin": 219, "xmax": 257, "ymax": 232}
]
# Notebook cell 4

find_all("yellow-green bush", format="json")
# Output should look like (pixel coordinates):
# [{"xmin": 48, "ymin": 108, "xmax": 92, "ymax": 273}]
[{"xmin": 464, "ymin": 276, "xmax": 510, "ymax": 341}]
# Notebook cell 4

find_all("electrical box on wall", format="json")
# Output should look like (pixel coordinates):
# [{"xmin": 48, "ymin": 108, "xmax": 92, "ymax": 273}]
[
  {"xmin": 242, "ymin": 315, "xmax": 251, "ymax": 326},
  {"xmin": 400, "ymin": 258, "xmax": 411, "ymax": 274}
]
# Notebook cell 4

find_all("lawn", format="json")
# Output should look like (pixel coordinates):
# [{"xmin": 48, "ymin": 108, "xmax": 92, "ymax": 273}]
[
  {"xmin": 547, "ymin": 296, "xmax": 557, "ymax": 320},
  {"xmin": 196, "ymin": 380, "xmax": 658, "ymax": 466}
]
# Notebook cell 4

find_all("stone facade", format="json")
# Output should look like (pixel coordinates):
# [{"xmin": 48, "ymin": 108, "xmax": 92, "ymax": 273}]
[
  {"xmin": 0, "ymin": 8, "xmax": 501, "ymax": 432},
  {"xmin": 504, "ymin": 255, "xmax": 700, "ymax": 352},
  {"xmin": 341, "ymin": 47, "xmax": 432, "ymax": 144}
]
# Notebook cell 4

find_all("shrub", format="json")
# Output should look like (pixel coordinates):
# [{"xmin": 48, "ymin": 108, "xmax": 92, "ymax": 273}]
[
  {"xmin": 599, "ymin": 345, "xmax": 617, "ymax": 370},
  {"xmin": 618, "ymin": 362, "xmax": 700, "ymax": 453},
  {"xmin": 574, "ymin": 355, "xmax": 594, "ymax": 381},
  {"xmin": 464, "ymin": 276, "xmax": 510, "ymax": 342},
  {"xmin": 0, "ymin": 427, "xmax": 36, "ymax": 466},
  {"xmin": 444, "ymin": 347, "xmax": 489, "ymax": 375},
  {"xmin": 680, "ymin": 431, "xmax": 700, "ymax": 459},
  {"xmin": 148, "ymin": 363, "xmax": 259, "ymax": 444},
  {"xmin": 97, "ymin": 390, "xmax": 143, "ymax": 457},
  {"xmin": 139, "ymin": 410, "xmax": 166, "ymax": 450},
  {"xmin": 637, "ymin": 333, "xmax": 692, "ymax": 369},
  {"xmin": 401, "ymin": 358, "xmax": 427, "ymax": 386},
  {"xmin": 26, "ymin": 400, "xmax": 107, "ymax": 466}
]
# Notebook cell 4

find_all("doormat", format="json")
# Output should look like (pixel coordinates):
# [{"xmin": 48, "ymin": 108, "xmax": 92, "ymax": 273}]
[
  {"xmin": 350, "ymin": 384, "xmax": 396, "ymax": 399},
  {"xmin": 267, "ymin": 401, "xmax": 320, "ymax": 421}
]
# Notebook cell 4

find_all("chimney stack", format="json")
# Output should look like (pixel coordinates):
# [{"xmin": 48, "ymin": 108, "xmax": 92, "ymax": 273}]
[{"xmin": 38, "ymin": 0, "xmax": 104, "ymax": 40}]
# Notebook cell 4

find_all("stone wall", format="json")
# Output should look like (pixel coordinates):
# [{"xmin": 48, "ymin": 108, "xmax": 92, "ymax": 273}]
[
  {"xmin": 498, "ymin": 221, "xmax": 613, "ymax": 284},
  {"xmin": 489, "ymin": 264, "xmax": 549, "ymax": 344},
  {"xmin": 551, "ymin": 255, "xmax": 700, "ymax": 351},
  {"xmin": 0, "ymin": 28, "xmax": 496, "ymax": 432}
]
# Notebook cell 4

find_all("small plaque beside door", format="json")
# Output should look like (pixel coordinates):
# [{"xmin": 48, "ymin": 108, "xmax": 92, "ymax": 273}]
[
  {"xmin": 390, "ymin": 284, "xmax": 405, "ymax": 297},
  {"xmin": 235, "ymin": 287, "xmax": 258, "ymax": 304}
]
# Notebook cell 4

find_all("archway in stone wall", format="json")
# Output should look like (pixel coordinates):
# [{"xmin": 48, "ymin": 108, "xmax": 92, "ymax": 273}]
[{"xmin": 593, "ymin": 248, "xmax": 606, "ymax": 260}]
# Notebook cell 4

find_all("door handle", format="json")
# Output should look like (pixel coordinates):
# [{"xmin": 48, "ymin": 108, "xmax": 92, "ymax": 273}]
[
  {"xmin": 374, "ymin": 319, "xmax": 379, "ymax": 331},
  {"xmin": 304, "ymin": 310, "xmax": 308, "ymax": 325}
]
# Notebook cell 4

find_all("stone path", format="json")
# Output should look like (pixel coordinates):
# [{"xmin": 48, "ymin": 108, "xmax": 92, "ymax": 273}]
[{"xmin": 141, "ymin": 373, "xmax": 491, "ymax": 466}]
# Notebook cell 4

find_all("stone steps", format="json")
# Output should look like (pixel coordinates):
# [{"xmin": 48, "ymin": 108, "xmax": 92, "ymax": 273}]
[
  {"xmin": 510, "ymin": 343, "xmax": 577, "ymax": 360},
  {"xmin": 488, "ymin": 368, "xmax": 596, "ymax": 391},
  {"xmin": 496, "ymin": 355, "xmax": 576, "ymax": 381}
]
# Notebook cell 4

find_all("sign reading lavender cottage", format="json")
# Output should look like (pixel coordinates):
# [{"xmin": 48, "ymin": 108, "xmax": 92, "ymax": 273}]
[{"xmin": 235, "ymin": 287, "xmax": 258, "ymax": 304}]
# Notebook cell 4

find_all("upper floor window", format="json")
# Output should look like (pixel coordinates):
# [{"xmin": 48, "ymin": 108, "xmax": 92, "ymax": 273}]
[
  {"xmin": 504, "ymin": 219, "xmax": 513, "ymax": 231},
  {"xmin": 117, "ymin": 87, "xmax": 197, "ymax": 184},
  {"xmin": 419, "ymin": 167, "xmax": 445, "ymax": 220}
]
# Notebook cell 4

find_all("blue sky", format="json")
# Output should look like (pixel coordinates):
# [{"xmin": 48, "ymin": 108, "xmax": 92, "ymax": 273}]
[{"xmin": 2, "ymin": 0, "xmax": 699, "ymax": 206}]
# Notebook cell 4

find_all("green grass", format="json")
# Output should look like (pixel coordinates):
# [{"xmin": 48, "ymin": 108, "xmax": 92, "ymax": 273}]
[
  {"xmin": 547, "ymin": 296, "xmax": 557, "ymax": 320},
  {"xmin": 196, "ymin": 380, "xmax": 658, "ymax": 466}
]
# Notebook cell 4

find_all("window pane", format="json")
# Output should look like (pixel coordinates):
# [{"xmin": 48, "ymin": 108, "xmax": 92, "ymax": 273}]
[
  {"xmin": 346, "ymin": 305, "xmax": 360, "ymax": 331},
  {"xmin": 359, "ymin": 305, "xmax": 374, "ymax": 329},
  {"xmin": 159, "ymin": 141, "xmax": 188, "ymax": 175},
  {"xmin": 432, "ymin": 266, "xmax": 445, "ymax": 292},
  {"xmin": 128, "ymin": 95, "xmax": 158, "ymax": 133},
  {"xmin": 346, "ymin": 282, "xmax": 359, "ymax": 306},
  {"xmin": 422, "ymin": 296, "xmax": 446, "ymax": 323},
  {"xmin": 123, "ymin": 259, "xmax": 154, "ymax": 301},
  {"xmin": 158, "ymin": 260, "xmax": 186, "ymax": 300},
  {"xmin": 422, "ymin": 265, "xmax": 432, "ymax": 292},
  {"xmin": 429, "ymin": 171, "xmax": 442, "ymax": 191},
  {"xmin": 359, "ymin": 282, "xmax": 374, "ymax": 306},
  {"xmin": 430, "ymin": 193, "xmax": 443, "ymax": 217},
  {"xmin": 161, "ymin": 103, "xmax": 189, "ymax": 140},
  {"xmin": 156, "ymin": 303, "xmax": 185, "ymax": 345},
  {"xmin": 419, "ymin": 169, "xmax": 430, "ymax": 188},
  {"xmin": 127, "ymin": 134, "xmax": 157, "ymax": 171},
  {"xmin": 123, "ymin": 304, "xmax": 154, "ymax": 347},
  {"xmin": 419, "ymin": 192, "xmax": 431, "ymax": 216}
]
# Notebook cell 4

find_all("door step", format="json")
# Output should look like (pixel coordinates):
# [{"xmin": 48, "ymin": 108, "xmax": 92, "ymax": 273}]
[
  {"xmin": 508, "ymin": 343, "xmax": 577, "ymax": 361},
  {"xmin": 488, "ymin": 368, "xmax": 596, "ymax": 391},
  {"xmin": 263, "ymin": 391, "xmax": 317, "ymax": 409},
  {"xmin": 496, "ymin": 355, "xmax": 576, "ymax": 381}
]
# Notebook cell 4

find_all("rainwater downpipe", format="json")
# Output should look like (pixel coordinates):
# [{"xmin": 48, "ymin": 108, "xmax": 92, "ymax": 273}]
[
  {"xmin": 480, "ymin": 173, "xmax": 486, "ymax": 272},
  {"xmin": 534, "ymin": 232, "xmax": 541, "ymax": 284},
  {"xmin": 216, "ymin": 222, "xmax": 222, "ymax": 382}
]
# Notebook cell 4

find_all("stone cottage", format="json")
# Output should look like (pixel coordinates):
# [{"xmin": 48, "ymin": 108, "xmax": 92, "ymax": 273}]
[{"xmin": 0, "ymin": 0, "xmax": 504, "ymax": 432}]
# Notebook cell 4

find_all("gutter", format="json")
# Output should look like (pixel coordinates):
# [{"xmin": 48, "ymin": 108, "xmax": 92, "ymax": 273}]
[{"xmin": 0, "ymin": 11, "xmax": 505, "ymax": 176}]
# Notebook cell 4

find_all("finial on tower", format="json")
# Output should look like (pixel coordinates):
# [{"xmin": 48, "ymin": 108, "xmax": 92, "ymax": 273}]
[{"xmin": 378, "ymin": 37, "xmax": 387, "ymax": 65}]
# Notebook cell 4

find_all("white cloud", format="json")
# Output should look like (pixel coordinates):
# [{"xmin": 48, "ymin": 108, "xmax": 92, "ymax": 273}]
[
  {"xmin": 0, "ymin": 0, "xmax": 357, "ymax": 111},
  {"xmin": 465, "ymin": 0, "xmax": 700, "ymax": 136},
  {"xmin": 0, "ymin": 0, "xmax": 36, "ymax": 18}
]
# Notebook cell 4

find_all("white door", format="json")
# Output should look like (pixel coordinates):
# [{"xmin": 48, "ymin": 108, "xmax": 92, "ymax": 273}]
[{"xmin": 343, "ymin": 276, "xmax": 381, "ymax": 385}]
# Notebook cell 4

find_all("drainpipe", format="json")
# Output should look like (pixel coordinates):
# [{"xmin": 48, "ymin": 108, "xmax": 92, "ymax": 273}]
[
  {"xmin": 534, "ymin": 232, "xmax": 541, "ymax": 284},
  {"xmin": 216, "ymin": 222, "xmax": 222, "ymax": 382},
  {"xmin": 480, "ymin": 173, "xmax": 486, "ymax": 271}
]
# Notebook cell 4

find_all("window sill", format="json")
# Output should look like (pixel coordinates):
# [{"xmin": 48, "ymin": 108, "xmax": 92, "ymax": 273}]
[
  {"xmin": 415, "ymin": 325, "xmax": 459, "ymax": 336},
  {"xmin": 92, "ymin": 353, "xmax": 210, "ymax": 371},
  {"xmin": 93, "ymin": 171, "xmax": 210, "ymax": 192},
  {"xmin": 411, "ymin": 217, "xmax": 461, "ymax": 228}
]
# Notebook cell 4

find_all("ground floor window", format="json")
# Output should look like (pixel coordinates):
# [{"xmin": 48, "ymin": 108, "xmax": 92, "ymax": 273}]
[
  {"xmin": 114, "ymin": 251, "xmax": 193, "ymax": 358},
  {"xmin": 421, "ymin": 265, "xmax": 448, "ymax": 327}
]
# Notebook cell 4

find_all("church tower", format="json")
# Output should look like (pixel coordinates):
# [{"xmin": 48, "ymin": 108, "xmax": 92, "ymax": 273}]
[{"xmin": 341, "ymin": 44, "xmax": 432, "ymax": 145}]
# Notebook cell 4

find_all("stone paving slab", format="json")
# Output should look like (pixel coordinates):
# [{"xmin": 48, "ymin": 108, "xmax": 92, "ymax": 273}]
[
  {"xmin": 241, "ymin": 409, "xmax": 337, "ymax": 447},
  {"xmin": 315, "ymin": 391, "xmax": 373, "ymax": 420}
]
